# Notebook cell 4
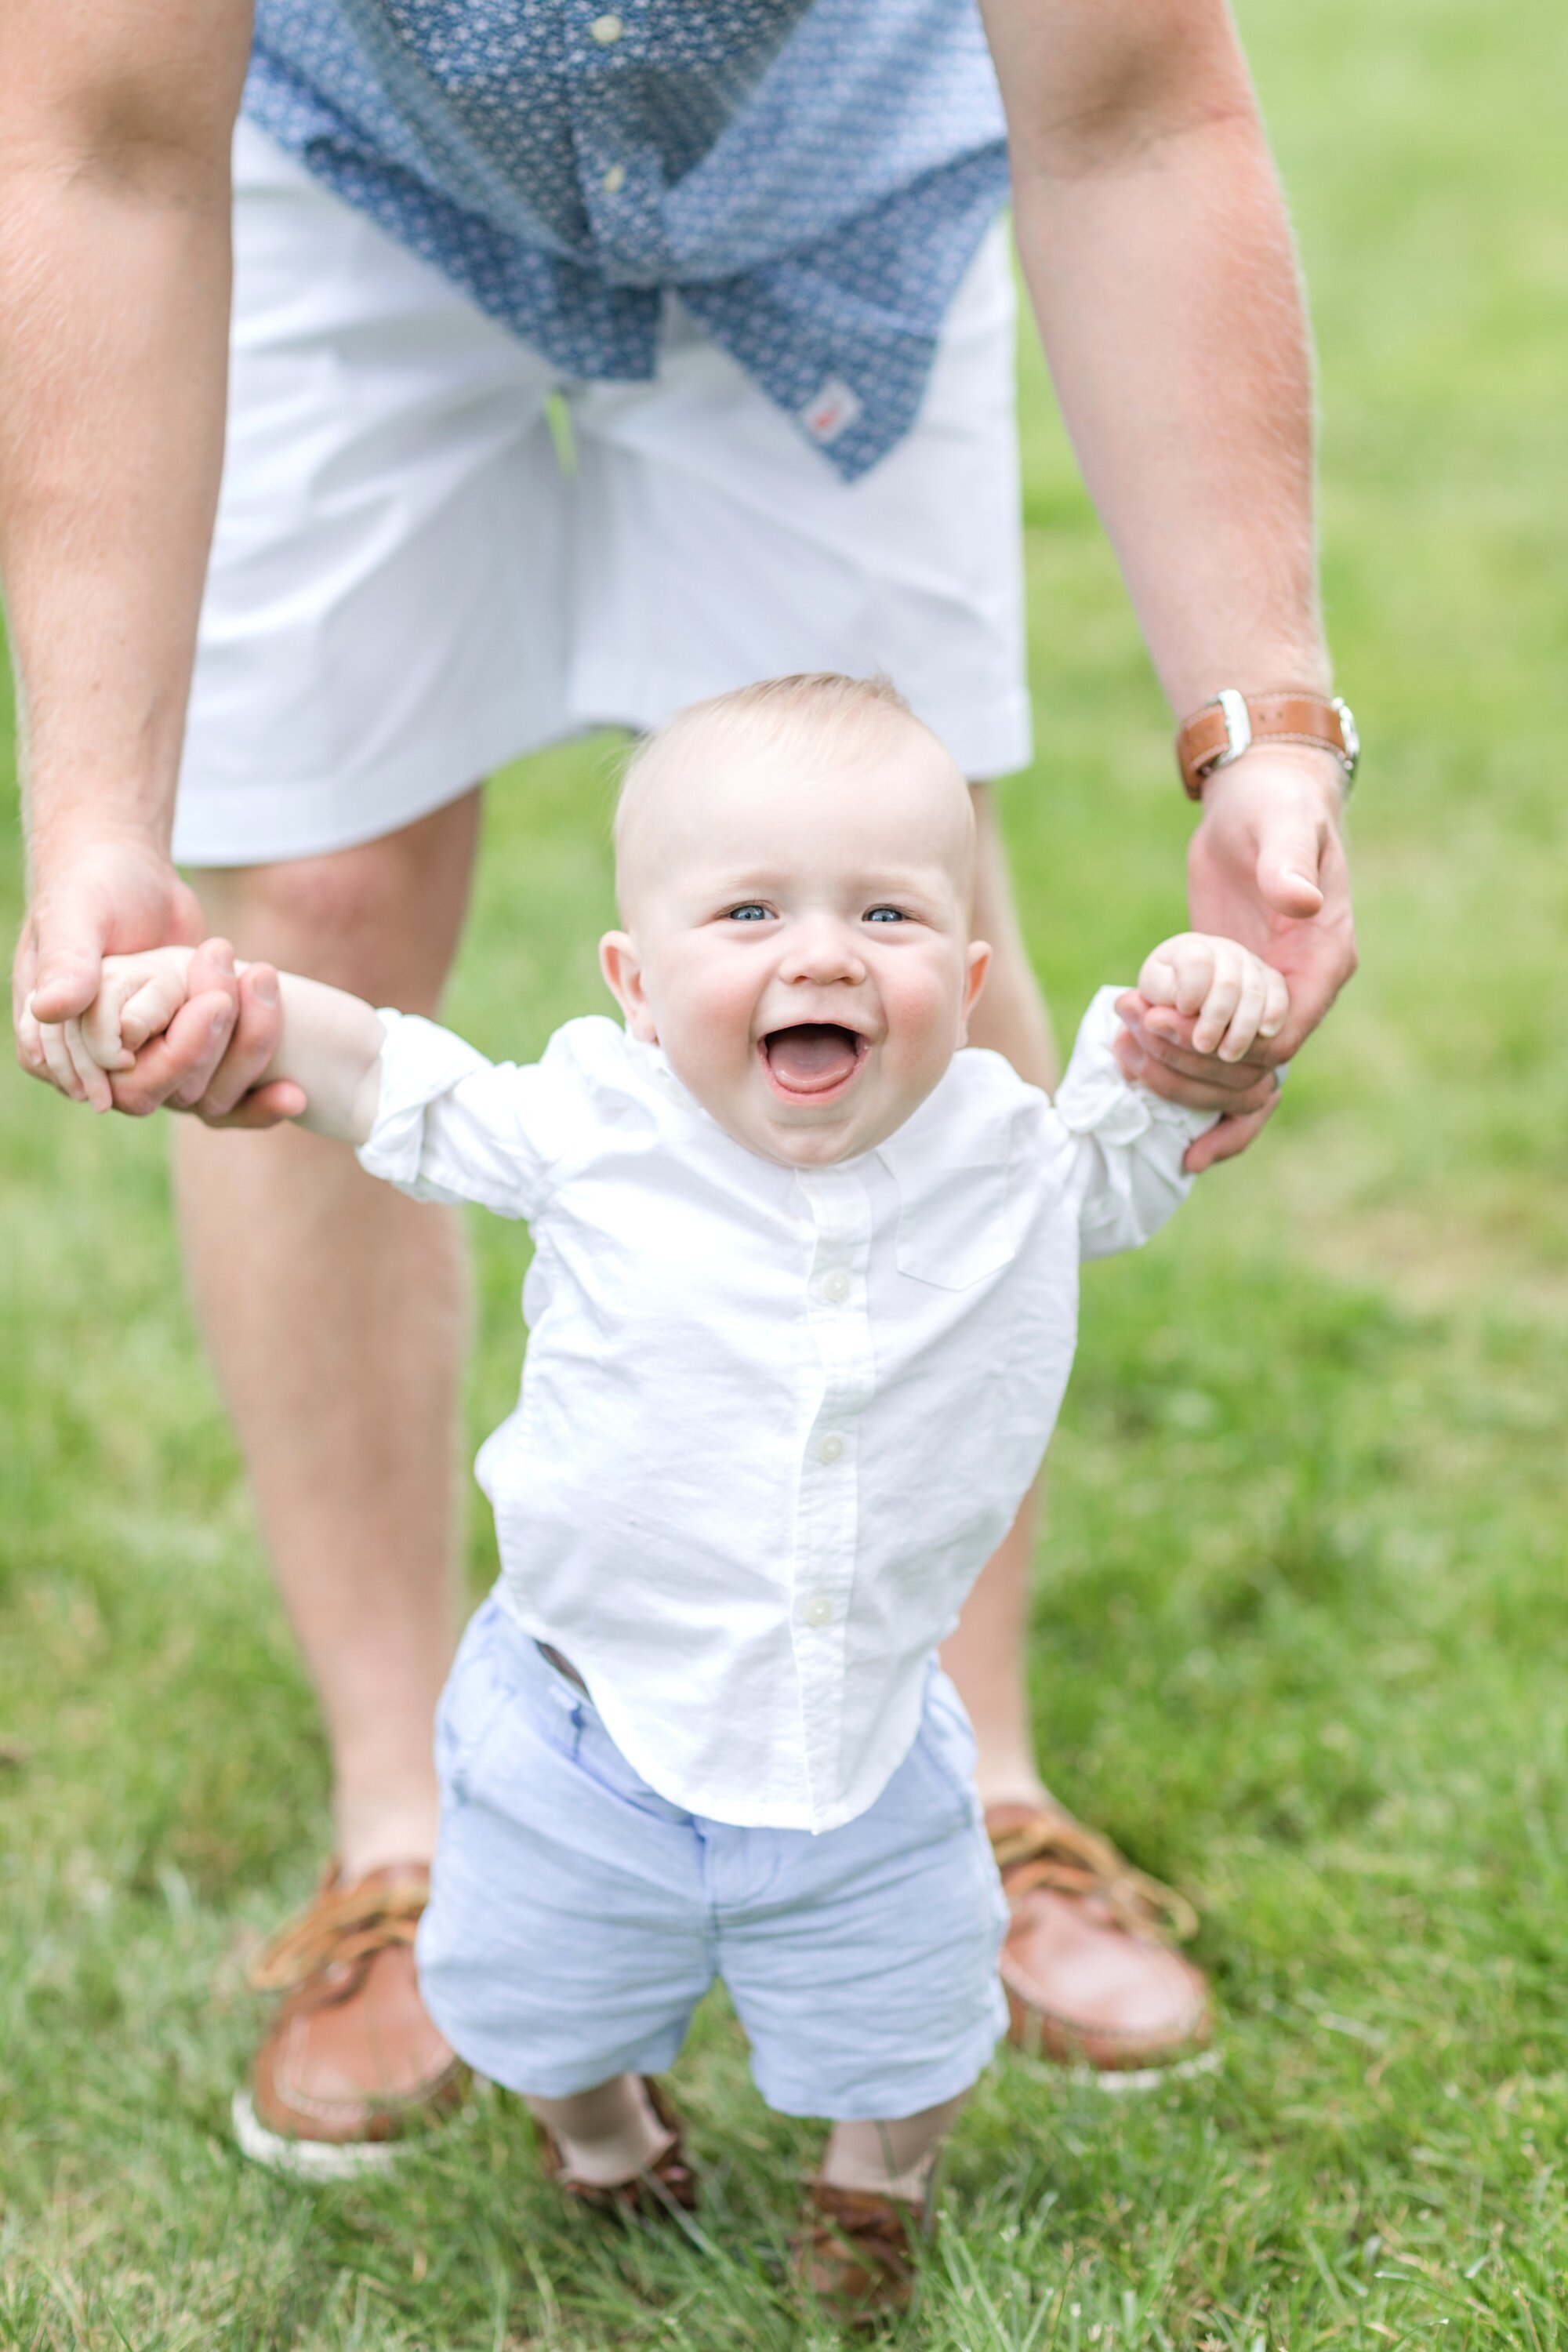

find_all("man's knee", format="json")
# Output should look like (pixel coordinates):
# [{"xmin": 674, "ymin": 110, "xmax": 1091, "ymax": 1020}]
[
  {"xmin": 967, "ymin": 782, "xmax": 1058, "ymax": 1091},
  {"xmin": 191, "ymin": 791, "xmax": 481, "ymax": 1012}
]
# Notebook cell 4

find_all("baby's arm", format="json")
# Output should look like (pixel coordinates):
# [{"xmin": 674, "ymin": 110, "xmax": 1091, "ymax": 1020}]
[
  {"xmin": 55, "ymin": 942, "xmax": 572, "ymax": 1221},
  {"xmin": 252, "ymin": 972, "xmax": 387, "ymax": 1144},
  {"xmin": 1058, "ymin": 933, "xmax": 1287, "ymax": 1260},
  {"xmin": 53, "ymin": 945, "xmax": 386, "ymax": 1142}
]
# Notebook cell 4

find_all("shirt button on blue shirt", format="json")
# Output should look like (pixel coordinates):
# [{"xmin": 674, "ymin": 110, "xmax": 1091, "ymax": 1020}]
[{"xmin": 243, "ymin": 0, "xmax": 1011, "ymax": 481}]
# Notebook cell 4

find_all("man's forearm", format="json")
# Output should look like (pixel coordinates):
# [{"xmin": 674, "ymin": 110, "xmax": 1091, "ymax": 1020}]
[
  {"xmin": 0, "ymin": 6, "xmax": 249, "ymax": 873},
  {"xmin": 989, "ymin": 0, "xmax": 1328, "ymax": 715},
  {"xmin": 0, "ymin": 163, "xmax": 232, "ymax": 866}
]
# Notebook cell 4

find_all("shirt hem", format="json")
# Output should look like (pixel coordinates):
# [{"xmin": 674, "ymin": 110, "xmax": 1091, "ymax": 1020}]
[{"xmin": 493, "ymin": 1583, "xmax": 924, "ymax": 1835}]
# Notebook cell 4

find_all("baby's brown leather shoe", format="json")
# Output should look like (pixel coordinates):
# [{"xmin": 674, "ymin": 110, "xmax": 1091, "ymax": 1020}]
[{"xmin": 794, "ymin": 2179, "xmax": 928, "ymax": 2322}]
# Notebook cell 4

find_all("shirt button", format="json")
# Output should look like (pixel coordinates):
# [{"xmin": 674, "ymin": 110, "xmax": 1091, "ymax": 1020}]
[
  {"xmin": 822, "ymin": 1270, "xmax": 851, "ymax": 1305},
  {"xmin": 817, "ymin": 1434, "xmax": 844, "ymax": 1465},
  {"xmin": 601, "ymin": 163, "xmax": 626, "ymax": 194},
  {"xmin": 589, "ymin": 13, "xmax": 623, "ymax": 41},
  {"xmin": 804, "ymin": 1595, "xmax": 833, "ymax": 1628}
]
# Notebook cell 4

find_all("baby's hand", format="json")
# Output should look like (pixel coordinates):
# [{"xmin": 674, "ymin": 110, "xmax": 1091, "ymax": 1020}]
[
  {"xmin": 1134, "ymin": 934, "xmax": 1288, "ymax": 1065},
  {"xmin": 30, "ymin": 946, "xmax": 195, "ymax": 1113}
]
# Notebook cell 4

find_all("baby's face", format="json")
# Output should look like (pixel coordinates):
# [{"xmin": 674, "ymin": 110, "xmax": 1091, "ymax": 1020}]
[{"xmin": 601, "ymin": 725, "xmax": 990, "ymax": 1167}]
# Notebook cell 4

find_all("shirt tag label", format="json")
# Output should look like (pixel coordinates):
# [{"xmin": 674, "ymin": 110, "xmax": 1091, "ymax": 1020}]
[{"xmin": 799, "ymin": 376, "xmax": 863, "ymax": 445}]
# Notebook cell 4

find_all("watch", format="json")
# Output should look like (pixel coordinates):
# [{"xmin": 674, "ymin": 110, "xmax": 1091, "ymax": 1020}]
[{"xmin": 1175, "ymin": 688, "xmax": 1359, "ymax": 801}]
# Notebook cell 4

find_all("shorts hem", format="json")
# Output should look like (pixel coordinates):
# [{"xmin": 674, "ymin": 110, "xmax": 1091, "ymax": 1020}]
[
  {"xmin": 172, "ymin": 689, "xmax": 586, "ymax": 868},
  {"xmin": 568, "ymin": 662, "xmax": 1033, "ymax": 784},
  {"xmin": 417, "ymin": 2009, "xmax": 694, "ymax": 2102},
  {"xmin": 749, "ymin": 1999, "xmax": 1006, "ymax": 2124},
  {"xmin": 918, "ymin": 692, "xmax": 1033, "ymax": 783}
]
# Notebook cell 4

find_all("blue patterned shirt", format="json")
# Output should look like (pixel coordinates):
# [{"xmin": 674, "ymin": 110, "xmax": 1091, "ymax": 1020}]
[{"xmin": 245, "ymin": 0, "xmax": 1010, "ymax": 479}]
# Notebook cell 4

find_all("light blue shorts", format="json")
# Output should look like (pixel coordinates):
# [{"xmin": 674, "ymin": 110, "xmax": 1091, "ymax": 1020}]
[{"xmin": 417, "ymin": 1597, "xmax": 1009, "ymax": 2121}]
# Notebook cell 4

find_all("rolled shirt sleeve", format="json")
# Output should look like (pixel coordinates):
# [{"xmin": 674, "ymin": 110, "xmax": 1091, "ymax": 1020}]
[
  {"xmin": 1054, "ymin": 989, "xmax": 1219, "ymax": 1261},
  {"xmin": 356, "ymin": 1009, "xmax": 582, "ymax": 1220}
]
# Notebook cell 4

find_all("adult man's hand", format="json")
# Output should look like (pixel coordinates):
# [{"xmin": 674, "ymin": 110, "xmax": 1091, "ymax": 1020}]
[
  {"xmin": 1113, "ymin": 746, "xmax": 1356, "ymax": 1171},
  {"xmin": 13, "ymin": 837, "xmax": 291, "ymax": 1123}
]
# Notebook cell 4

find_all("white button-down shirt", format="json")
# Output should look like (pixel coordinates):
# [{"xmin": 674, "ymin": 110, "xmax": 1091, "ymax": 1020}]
[{"xmin": 359, "ymin": 990, "xmax": 1210, "ymax": 1832}]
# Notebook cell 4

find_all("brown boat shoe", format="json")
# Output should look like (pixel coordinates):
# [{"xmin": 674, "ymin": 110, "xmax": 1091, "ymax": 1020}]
[
  {"xmin": 988, "ymin": 1804, "xmax": 1212, "ymax": 2076},
  {"xmin": 233, "ymin": 1860, "xmax": 467, "ymax": 2177},
  {"xmin": 794, "ymin": 2180, "xmax": 929, "ymax": 2323},
  {"xmin": 533, "ymin": 2077, "xmax": 700, "ymax": 2220}
]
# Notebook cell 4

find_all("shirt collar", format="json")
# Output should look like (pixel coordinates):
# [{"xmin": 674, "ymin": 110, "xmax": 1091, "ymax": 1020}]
[{"xmin": 622, "ymin": 1028, "xmax": 1014, "ymax": 1221}]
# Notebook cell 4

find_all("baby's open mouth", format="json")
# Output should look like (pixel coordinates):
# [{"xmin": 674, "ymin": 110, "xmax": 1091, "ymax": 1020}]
[{"xmin": 760, "ymin": 1024, "xmax": 866, "ymax": 1099}]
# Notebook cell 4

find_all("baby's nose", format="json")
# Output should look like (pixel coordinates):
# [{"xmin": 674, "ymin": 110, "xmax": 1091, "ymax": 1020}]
[{"xmin": 783, "ymin": 919, "xmax": 865, "ymax": 984}]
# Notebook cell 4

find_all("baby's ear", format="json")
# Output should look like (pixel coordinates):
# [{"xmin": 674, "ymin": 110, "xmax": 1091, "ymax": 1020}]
[
  {"xmin": 598, "ymin": 932, "xmax": 659, "ymax": 1042},
  {"xmin": 956, "ymin": 938, "xmax": 991, "ymax": 1043}
]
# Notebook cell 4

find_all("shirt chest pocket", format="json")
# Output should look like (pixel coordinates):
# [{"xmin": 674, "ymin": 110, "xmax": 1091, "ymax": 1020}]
[{"xmin": 884, "ymin": 1113, "xmax": 1019, "ymax": 1292}]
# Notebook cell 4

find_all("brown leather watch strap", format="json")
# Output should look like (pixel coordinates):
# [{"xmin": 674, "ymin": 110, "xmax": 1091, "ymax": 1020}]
[{"xmin": 1175, "ymin": 689, "xmax": 1359, "ymax": 800}]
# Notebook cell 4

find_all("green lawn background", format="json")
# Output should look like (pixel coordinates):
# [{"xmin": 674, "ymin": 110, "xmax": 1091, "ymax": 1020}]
[{"xmin": 3, "ymin": 0, "xmax": 1567, "ymax": 2343}]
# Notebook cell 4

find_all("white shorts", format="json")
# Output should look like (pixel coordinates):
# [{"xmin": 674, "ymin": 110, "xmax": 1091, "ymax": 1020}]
[{"xmin": 174, "ymin": 122, "xmax": 1031, "ymax": 869}]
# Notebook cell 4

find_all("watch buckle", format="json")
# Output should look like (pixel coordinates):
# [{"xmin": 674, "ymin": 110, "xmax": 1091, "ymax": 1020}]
[
  {"xmin": 1332, "ymin": 694, "xmax": 1360, "ymax": 779},
  {"xmin": 1209, "ymin": 688, "xmax": 1253, "ymax": 771}
]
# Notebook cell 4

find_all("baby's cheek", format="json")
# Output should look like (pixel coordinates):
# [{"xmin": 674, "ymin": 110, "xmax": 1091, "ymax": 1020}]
[
  {"xmin": 691, "ymin": 981, "xmax": 760, "ymax": 1073},
  {"xmin": 884, "ymin": 971, "xmax": 966, "ymax": 1088},
  {"xmin": 902, "ymin": 958, "xmax": 964, "ymax": 1036},
  {"xmin": 658, "ymin": 982, "xmax": 758, "ymax": 1112}
]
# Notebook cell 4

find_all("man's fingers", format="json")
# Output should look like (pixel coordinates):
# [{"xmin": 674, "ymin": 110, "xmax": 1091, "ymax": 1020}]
[
  {"xmin": 1184, "ymin": 1091, "xmax": 1279, "ymax": 1173},
  {"xmin": 195, "ymin": 1078, "xmax": 308, "ymax": 1131},
  {"xmin": 185, "ymin": 935, "xmax": 238, "ymax": 995},
  {"xmin": 193, "ymin": 963, "xmax": 285, "ymax": 1121},
  {"xmin": 1114, "ymin": 1027, "xmax": 1278, "ymax": 1115},
  {"xmin": 1117, "ymin": 1009, "xmax": 1276, "ymax": 1092},
  {"xmin": 109, "ymin": 989, "xmax": 238, "ymax": 1117},
  {"xmin": 13, "ymin": 920, "xmax": 46, "ymax": 1077},
  {"xmin": 1125, "ymin": 995, "xmax": 1283, "ymax": 1074},
  {"xmin": 167, "ymin": 990, "xmax": 242, "ymax": 1109},
  {"xmin": 14, "ymin": 996, "xmax": 47, "ymax": 1082},
  {"xmin": 15, "ymin": 846, "xmax": 211, "ymax": 1101}
]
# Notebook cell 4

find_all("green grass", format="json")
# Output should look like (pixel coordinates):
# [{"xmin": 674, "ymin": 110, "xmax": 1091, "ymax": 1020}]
[{"xmin": 3, "ymin": 0, "xmax": 1566, "ymax": 2341}]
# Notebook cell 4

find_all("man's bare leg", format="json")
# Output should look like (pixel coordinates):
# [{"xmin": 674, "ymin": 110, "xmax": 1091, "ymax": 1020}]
[
  {"xmin": 942, "ymin": 782, "xmax": 1057, "ymax": 1810},
  {"xmin": 939, "ymin": 1497, "xmax": 1050, "ymax": 1812},
  {"xmin": 945, "ymin": 785, "xmax": 1210, "ymax": 2072},
  {"xmin": 174, "ymin": 792, "xmax": 481, "ymax": 1876}
]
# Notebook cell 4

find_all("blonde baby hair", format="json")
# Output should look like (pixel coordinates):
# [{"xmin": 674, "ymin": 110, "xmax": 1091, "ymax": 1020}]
[{"xmin": 613, "ymin": 671, "xmax": 960, "ymax": 885}]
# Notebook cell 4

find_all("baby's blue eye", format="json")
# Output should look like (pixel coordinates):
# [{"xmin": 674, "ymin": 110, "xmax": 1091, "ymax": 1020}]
[
  {"xmin": 727, "ymin": 903, "xmax": 771, "ymax": 922},
  {"xmin": 865, "ymin": 906, "xmax": 906, "ymax": 924}
]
